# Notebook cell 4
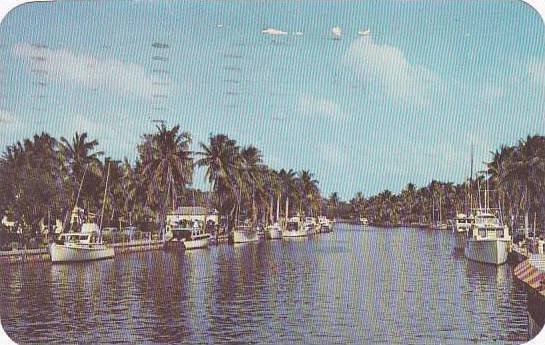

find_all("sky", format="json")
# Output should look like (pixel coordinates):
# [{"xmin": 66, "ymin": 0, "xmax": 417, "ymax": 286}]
[{"xmin": 0, "ymin": 0, "xmax": 544, "ymax": 200}]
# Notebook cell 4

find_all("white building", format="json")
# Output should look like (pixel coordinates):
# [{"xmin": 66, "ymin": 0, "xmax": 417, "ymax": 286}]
[{"xmin": 166, "ymin": 207, "xmax": 219, "ymax": 230}]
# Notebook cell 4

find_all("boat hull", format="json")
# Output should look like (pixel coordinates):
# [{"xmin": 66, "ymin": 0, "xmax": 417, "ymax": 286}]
[
  {"xmin": 183, "ymin": 236, "xmax": 210, "ymax": 250},
  {"xmin": 49, "ymin": 243, "xmax": 115, "ymax": 263},
  {"xmin": 454, "ymin": 232, "xmax": 466, "ymax": 250},
  {"xmin": 233, "ymin": 230, "xmax": 259, "ymax": 243},
  {"xmin": 464, "ymin": 239, "xmax": 510, "ymax": 265},
  {"xmin": 283, "ymin": 229, "xmax": 308, "ymax": 238},
  {"xmin": 268, "ymin": 228, "xmax": 283, "ymax": 239}
]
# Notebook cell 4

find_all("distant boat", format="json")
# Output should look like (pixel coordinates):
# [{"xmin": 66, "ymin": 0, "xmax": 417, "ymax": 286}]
[
  {"xmin": 358, "ymin": 29, "xmax": 370, "ymax": 36},
  {"xmin": 451, "ymin": 213, "xmax": 473, "ymax": 250},
  {"xmin": 331, "ymin": 26, "xmax": 342, "ymax": 39},
  {"xmin": 464, "ymin": 210, "xmax": 511, "ymax": 265},
  {"xmin": 318, "ymin": 216, "xmax": 333, "ymax": 233},
  {"xmin": 283, "ymin": 216, "xmax": 307, "ymax": 238},
  {"xmin": 360, "ymin": 217, "xmax": 368, "ymax": 226},
  {"xmin": 267, "ymin": 223, "xmax": 283, "ymax": 239},
  {"xmin": 303, "ymin": 217, "xmax": 319, "ymax": 235},
  {"xmin": 172, "ymin": 221, "xmax": 210, "ymax": 250},
  {"xmin": 233, "ymin": 224, "xmax": 259, "ymax": 243}
]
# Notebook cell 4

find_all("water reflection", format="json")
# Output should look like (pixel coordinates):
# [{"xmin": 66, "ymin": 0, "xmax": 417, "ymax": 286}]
[{"xmin": 0, "ymin": 226, "xmax": 536, "ymax": 344}]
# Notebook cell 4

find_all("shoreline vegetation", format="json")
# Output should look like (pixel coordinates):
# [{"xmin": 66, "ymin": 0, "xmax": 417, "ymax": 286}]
[{"xmin": 0, "ymin": 125, "xmax": 544, "ymax": 249}]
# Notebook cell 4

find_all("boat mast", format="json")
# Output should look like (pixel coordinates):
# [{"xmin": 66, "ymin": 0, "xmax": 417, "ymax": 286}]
[
  {"xmin": 99, "ymin": 162, "xmax": 111, "ymax": 235},
  {"xmin": 276, "ymin": 194, "xmax": 280, "ymax": 223},
  {"xmin": 69, "ymin": 164, "xmax": 88, "ymax": 232}
]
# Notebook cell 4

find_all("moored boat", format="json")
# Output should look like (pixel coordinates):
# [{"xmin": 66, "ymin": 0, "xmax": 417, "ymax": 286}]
[
  {"xmin": 451, "ymin": 213, "xmax": 473, "ymax": 250},
  {"xmin": 283, "ymin": 217, "xmax": 307, "ymax": 238},
  {"xmin": 303, "ymin": 217, "xmax": 318, "ymax": 235},
  {"xmin": 50, "ymin": 223, "xmax": 114, "ymax": 263},
  {"xmin": 318, "ymin": 216, "xmax": 333, "ymax": 233},
  {"xmin": 464, "ymin": 211, "xmax": 511, "ymax": 265},
  {"xmin": 233, "ymin": 225, "xmax": 259, "ymax": 243},
  {"xmin": 267, "ymin": 222, "xmax": 283, "ymax": 239},
  {"xmin": 172, "ymin": 221, "xmax": 210, "ymax": 250}
]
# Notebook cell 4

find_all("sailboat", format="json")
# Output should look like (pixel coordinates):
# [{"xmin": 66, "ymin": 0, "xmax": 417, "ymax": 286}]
[
  {"xmin": 49, "ymin": 163, "xmax": 115, "ymax": 263},
  {"xmin": 282, "ymin": 198, "xmax": 307, "ymax": 238},
  {"xmin": 432, "ymin": 197, "xmax": 448, "ymax": 230},
  {"xmin": 266, "ymin": 196, "xmax": 283, "ymax": 240}
]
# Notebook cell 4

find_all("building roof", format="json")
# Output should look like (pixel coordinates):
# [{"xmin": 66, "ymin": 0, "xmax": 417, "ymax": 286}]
[{"xmin": 168, "ymin": 206, "xmax": 218, "ymax": 216}]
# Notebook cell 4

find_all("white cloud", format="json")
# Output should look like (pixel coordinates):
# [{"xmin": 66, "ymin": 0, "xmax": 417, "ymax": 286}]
[
  {"xmin": 342, "ymin": 38, "xmax": 441, "ymax": 108},
  {"xmin": 262, "ymin": 28, "xmax": 288, "ymax": 36},
  {"xmin": 299, "ymin": 94, "xmax": 347, "ymax": 120},
  {"xmin": 13, "ymin": 43, "xmax": 166, "ymax": 99}
]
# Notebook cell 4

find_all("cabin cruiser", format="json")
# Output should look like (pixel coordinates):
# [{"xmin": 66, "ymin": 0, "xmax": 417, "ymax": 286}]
[
  {"xmin": 171, "ymin": 220, "xmax": 210, "ymax": 250},
  {"xmin": 49, "ymin": 222, "xmax": 114, "ymax": 263},
  {"xmin": 283, "ymin": 217, "xmax": 307, "ymax": 238},
  {"xmin": 303, "ymin": 217, "xmax": 319, "ymax": 235},
  {"xmin": 318, "ymin": 216, "xmax": 333, "ymax": 233},
  {"xmin": 232, "ymin": 223, "xmax": 259, "ymax": 243},
  {"xmin": 464, "ymin": 211, "xmax": 511, "ymax": 265},
  {"xmin": 267, "ymin": 222, "xmax": 283, "ymax": 239},
  {"xmin": 451, "ymin": 213, "xmax": 474, "ymax": 250}
]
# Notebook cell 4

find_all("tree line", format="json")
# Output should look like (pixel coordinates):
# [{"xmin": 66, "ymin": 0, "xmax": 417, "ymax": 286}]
[
  {"xmin": 1, "ymin": 128, "xmax": 544, "ymax": 241},
  {"xmin": 325, "ymin": 135, "xmax": 545, "ymax": 232},
  {"xmin": 0, "ymin": 125, "xmax": 322, "ymax": 240}
]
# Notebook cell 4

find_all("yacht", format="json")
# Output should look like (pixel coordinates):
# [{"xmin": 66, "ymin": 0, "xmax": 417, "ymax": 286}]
[
  {"xmin": 283, "ymin": 217, "xmax": 307, "ymax": 238},
  {"xmin": 172, "ymin": 221, "xmax": 210, "ymax": 250},
  {"xmin": 232, "ymin": 224, "xmax": 259, "ymax": 243},
  {"xmin": 267, "ymin": 222, "xmax": 283, "ymax": 240},
  {"xmin": 451, "ymin": 213, "xmax": 473, "ymax": 250},
  {"xmin": 318, "ymin": 216, "xmax": 333, "ymax": 233},
  {"xmin": 50, "ymin": 223, "xmax": 114, "ymax": 263},
  {"xmin": 303, "ymin": 217, "xmax": 319, "ymax": 235},
  {"xmin": 464, "ymin": 211, "xmax": 511, "ymax": 265},
  {"xmin": 360, "ymin": 217, "xmax": 369, "ymax": 226}
]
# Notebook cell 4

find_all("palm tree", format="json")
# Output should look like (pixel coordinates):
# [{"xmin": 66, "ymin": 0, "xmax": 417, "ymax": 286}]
[
  {"xmin": 59, "ymin": 132, "xmax": 104, "ymax": 212},
  {"xmin": 499, "ymin": 135, "xmax": 545, "ymax": 232},
  {"xmin": 297, "ymin": 170, "xmax": 320, "ymax": 216},
  {"xmin": 138, "ymin": 124, "xmax": 194, "ymax": 236},
  {"xmin": 197, "ymin": 134, "xmax": 241, "ymax": 222}
]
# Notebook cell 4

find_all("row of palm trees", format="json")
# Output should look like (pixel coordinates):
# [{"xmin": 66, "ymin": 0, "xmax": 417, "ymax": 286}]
[
  {"xmin": 0, "ymin": 124, "xmax": 322, "ymax": 239},
  {"xmin": 326, "ymin": 135, "xmax": 545, "ymax": 231}
]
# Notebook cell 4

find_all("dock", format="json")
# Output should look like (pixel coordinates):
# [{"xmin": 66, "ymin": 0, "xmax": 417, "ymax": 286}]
[{"xmin": 0, "ymin": 239, "xmax": 166, "ymax": 264}]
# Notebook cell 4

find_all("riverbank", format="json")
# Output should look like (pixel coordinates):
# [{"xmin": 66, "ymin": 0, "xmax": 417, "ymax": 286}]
[{"xmin": 0, "ymin": 239, "xmax": 165, "ymax": 264}]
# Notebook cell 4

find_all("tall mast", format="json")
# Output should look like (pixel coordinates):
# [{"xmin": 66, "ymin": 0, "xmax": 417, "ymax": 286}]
[
  {"xmin": 99, "ymin": 162, "xmax": 111, "ymax": 234},
  {"xmin": 469, "ymin": 144, "xmax": 474, "ymax": 212},
  {"xmin": 276, "ymin": 195, "xmax": 280, "ymax": 223},
  {"xmin": 69, "ymin": 164, "xmax": 89, "ymax": 232}
]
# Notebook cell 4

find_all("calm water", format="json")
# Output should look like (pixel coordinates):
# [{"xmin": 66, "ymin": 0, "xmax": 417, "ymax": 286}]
[{"xmin": 0, "ymin": 225, "xmax": 534, "ymax": 344}]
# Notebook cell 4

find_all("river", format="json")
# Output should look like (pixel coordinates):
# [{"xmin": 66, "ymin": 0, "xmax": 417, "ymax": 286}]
[{"xmin": 0, "ymin": 224, "xmax": 536, "ymax": 344}]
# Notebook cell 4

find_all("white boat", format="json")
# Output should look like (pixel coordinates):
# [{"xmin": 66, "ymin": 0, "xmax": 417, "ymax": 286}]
[
  {"xmin": 303, "ymin": 217, "xmax": 319, "ymax": 235},
  {"xmin": 464, "ymin": 211, "xmax": 511, "ymax": 265},
  {"xmin": 232, "ymin": 225, "xmax": 259, "ymax": 243},
  {"xmin": 172, "ymin": 221, "xmax": 210, "ymax": 250},
  {"xmin": 360, "ymin": 217, "xmax": 368, "ymax": 226},
  {"xmin": 50, "ymin": 163, "xmax": 115, "ymax": 263},
  {"xmin": 49, "ymin": 223, "xmax": 114, "ymax": 263},
  {"xmin": 283, "ymin": 217, "xmax": 308, "ymax": 238},
  {"xmin": 318, "ymin": 216, "xmax": 333, "ymax": 233},
  {"xmin": 451, "ymin": 213, "xmax": 473, "ymax": 250},
  {"xmin": 267, "ymin": 222, "xmax": 283, "ymax": 239}
]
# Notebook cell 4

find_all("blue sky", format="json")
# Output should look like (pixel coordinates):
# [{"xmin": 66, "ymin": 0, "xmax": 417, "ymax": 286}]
[{"xmin": 0, "ymin": 0, "xmax": 544, "ymax": 200}]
